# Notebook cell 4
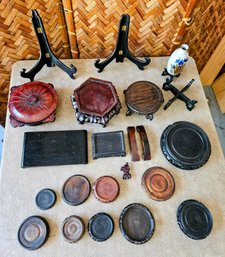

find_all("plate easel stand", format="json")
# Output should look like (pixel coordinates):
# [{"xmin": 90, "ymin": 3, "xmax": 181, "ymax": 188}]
[
  {"xmin": 94, "ymin": 14, "xmax": 151, "ymax": 72},
  {"xmin": 20, "ymin": 10, "xmax": 77, "ymax": 81}
]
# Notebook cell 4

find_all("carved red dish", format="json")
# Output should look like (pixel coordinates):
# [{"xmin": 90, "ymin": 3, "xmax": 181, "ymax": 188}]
[{"xmin": 9, "ymin": 81, "xmax": 58, "ymax": 127}]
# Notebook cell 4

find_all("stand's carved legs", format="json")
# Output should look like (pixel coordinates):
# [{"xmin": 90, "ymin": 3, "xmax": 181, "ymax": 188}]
[
  {"xmin": 126, "ymin": 109, "xmax": 133, "ymax": 116},
  {"xmin": 127, "ymin": 53, "xmax": 150, "ymax": 70},
  {"xmin": 94, "ymin": 51, "xmax": 116, "ymax": 72},
  {"xmin": 145, "ymin": 114, "xmax": 153, "ymax": 121},
  {"xmin": 20, "ymin": 57, "xmax": 46, "ymax": 81}
]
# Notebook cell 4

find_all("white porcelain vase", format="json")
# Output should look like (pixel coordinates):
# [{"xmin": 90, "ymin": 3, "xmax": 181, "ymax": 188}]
[{"xmin": 166, "ymin": 44, "xmax": 189, "ymax": 76}]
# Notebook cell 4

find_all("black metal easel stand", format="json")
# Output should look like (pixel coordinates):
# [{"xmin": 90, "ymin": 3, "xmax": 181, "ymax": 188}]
[
  {"xmin": 163, "ymin": 78, "xmax": 198, "ymax": 111},
  {"xmin": 20, "ymin": 10, "xmax": 77, "ymax": 81},
  {"xmin": 94, "ymin": 14, "xmax": 150, "ymax": 72}
]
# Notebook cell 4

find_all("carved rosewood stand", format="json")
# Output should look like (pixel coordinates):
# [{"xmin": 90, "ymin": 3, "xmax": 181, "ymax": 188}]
[{"xmin": 71, "ymin": 78, "xmax": 121, "ymax": 127}]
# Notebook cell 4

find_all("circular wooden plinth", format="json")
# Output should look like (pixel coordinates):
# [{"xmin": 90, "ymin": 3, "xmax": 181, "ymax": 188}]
[
  {"xmin": 142, "ymin": 167, "xmax": 175, "ymax": 201},
  {"xmin": 35, "ymin": 188, "xmax": 56, "ymax": 210},
  {"xmin": 119, "ymin": 203, "xmax": 155, "ymax": 245},
  {"xmin": 62, "ymin": 175, "xmax": 91, "ymax": 206},
  {"xmin": 88, "ymin": 213, "xmax": 114, "ymax": 242},
  {"xmin": 93, "ymin": 176, "xmax": 120, "ymax": 203},
  {"xmin": 161, "ymin": 121, "xmax": 211, "ymax": 170},
  {"xmin": 18, "ymin": 216, "xmax": 49, "ymax": 250},
  {"xmin": 177, "ymin": 199, "xmax": 213, "ymax": 240},
  {"xmin": 62, "ymin": 215, "xmax": 85, "ymax": 243},
  {"xmin": 124, "ymin": 81, "xmax": 164, "ymax": 117}
]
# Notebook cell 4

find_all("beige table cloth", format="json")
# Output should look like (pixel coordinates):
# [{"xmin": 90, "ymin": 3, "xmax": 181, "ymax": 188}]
[{"xmin": 0, "ymin": 57, "xmax": 225, "ymax": 257}]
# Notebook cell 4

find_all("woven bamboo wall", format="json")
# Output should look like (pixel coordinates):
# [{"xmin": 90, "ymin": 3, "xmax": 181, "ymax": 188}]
[
  {"xmin": 0, "ymin": 0, "xmax": 224, "ymax": 122},
  {"xmin": 181, "ymin": 0, "xmax": 225, "ymax": 71},
  {"xmin": 72, "ymin": 0, "xmax": 188, "ymax": 58},
  {"xmin": 0, "ymin": 0, "xmax": 69, "ymax": 122}
]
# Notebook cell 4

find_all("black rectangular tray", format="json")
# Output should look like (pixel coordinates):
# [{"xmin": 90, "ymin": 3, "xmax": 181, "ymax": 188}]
[
  {"xmin": 92, "ymin": 130, "xmax": 126, "ymax": 159},
  {"xmin": 22, "ymin": 130, "xmax": 88, "ymax": 168}
]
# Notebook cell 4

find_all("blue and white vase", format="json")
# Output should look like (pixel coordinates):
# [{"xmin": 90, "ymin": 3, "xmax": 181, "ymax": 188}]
[{"xmin": 166, "ymin": 44, "xmax": 189, "ymax": 76}]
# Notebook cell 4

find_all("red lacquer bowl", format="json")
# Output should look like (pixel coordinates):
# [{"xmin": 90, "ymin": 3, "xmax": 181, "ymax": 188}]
[{"xmin": 9, "ymin": 81, "xmax": 58, "ymax": 125}]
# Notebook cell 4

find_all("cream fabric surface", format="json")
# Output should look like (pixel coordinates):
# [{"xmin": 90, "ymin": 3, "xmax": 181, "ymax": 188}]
[{"xmin": 0, "ymin": 58, "xmax": 225, "ymax": 257}]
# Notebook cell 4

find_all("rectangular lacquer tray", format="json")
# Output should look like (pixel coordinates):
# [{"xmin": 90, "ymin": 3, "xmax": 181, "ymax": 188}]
[
  {"xmin": 92, "ymin": 131, "xmax": 126, "ymax": 159},
  {"xmin": 22, "ymin": 130, "xmax": 88, "ymax": 168}
]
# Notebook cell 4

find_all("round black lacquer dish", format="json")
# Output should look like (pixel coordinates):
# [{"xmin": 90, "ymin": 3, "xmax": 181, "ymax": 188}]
[
  {"xmin": 62, "ymin": 215, "xmax": 85, "ymax": 243},
  {"xmin": 119, "ymin": 203, "xmax": 155, "ymax": 244},
  {"xmin": 160, "ymin": 121, "xmax": 211, "ymax": 170},
  {"xmin": 88, "ymin": 213, "xmax": 114, "ymax": 242},
  {"xmin": 177, "ymin": 199, "xmax": 213, "ymax": 240},
  {"xmin": 62, "ymin": 175, "xmax": 91, "ymax": 206},
  {"xmin": 35, "ymin": 188, "xmax": 56, "ymax": 210},
  {"xmin": 18, "ymin": 216, "xmax": 50, "ymax": 250}
]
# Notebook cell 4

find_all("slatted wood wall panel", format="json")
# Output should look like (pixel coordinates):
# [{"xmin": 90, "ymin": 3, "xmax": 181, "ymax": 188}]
[
  {"xmin": 72, "ymin": 0, "xmax": 188, "ymax": 59},
  {"xmin": 181, "ymin": 0, "xmax": 225, "ymax": 72},
  {"xmin": 0, "ymin": 0, "xmax": 68, "ymax": 122}
]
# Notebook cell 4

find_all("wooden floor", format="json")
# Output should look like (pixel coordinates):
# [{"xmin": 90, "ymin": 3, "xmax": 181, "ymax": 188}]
[
  {"xmin": 0, "ymin": 86, "xmax": 224, "ymax": 167},
  {"xmin": 204, "ymin": 86, "xmax": 225, "ymax": 156}
]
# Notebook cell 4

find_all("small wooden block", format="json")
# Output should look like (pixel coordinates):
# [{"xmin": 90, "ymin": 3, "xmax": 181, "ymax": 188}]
[
  {"xmin": 136, "ymin": 125, "xmax": 151, "ymax": 161},
  {"xmin": 127, "ymin": 127, "xmax": 140, "ymax": 162}
]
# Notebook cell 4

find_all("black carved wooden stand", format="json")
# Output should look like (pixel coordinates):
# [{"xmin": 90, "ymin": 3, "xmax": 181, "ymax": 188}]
[
  {"xmin": 162, "ymin": 68, "xmax": 180, "ymax": 83},
  {"xmin": 163, "ymin": 78, "xmax": 198, "ymax": 111},
  {"xmin": 94, "ymin": 14, "xmax": 150, "ymax": 72},
  {"xmin": 20, "ymin": 10, "xmax": 77, "ymax": 81}
]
